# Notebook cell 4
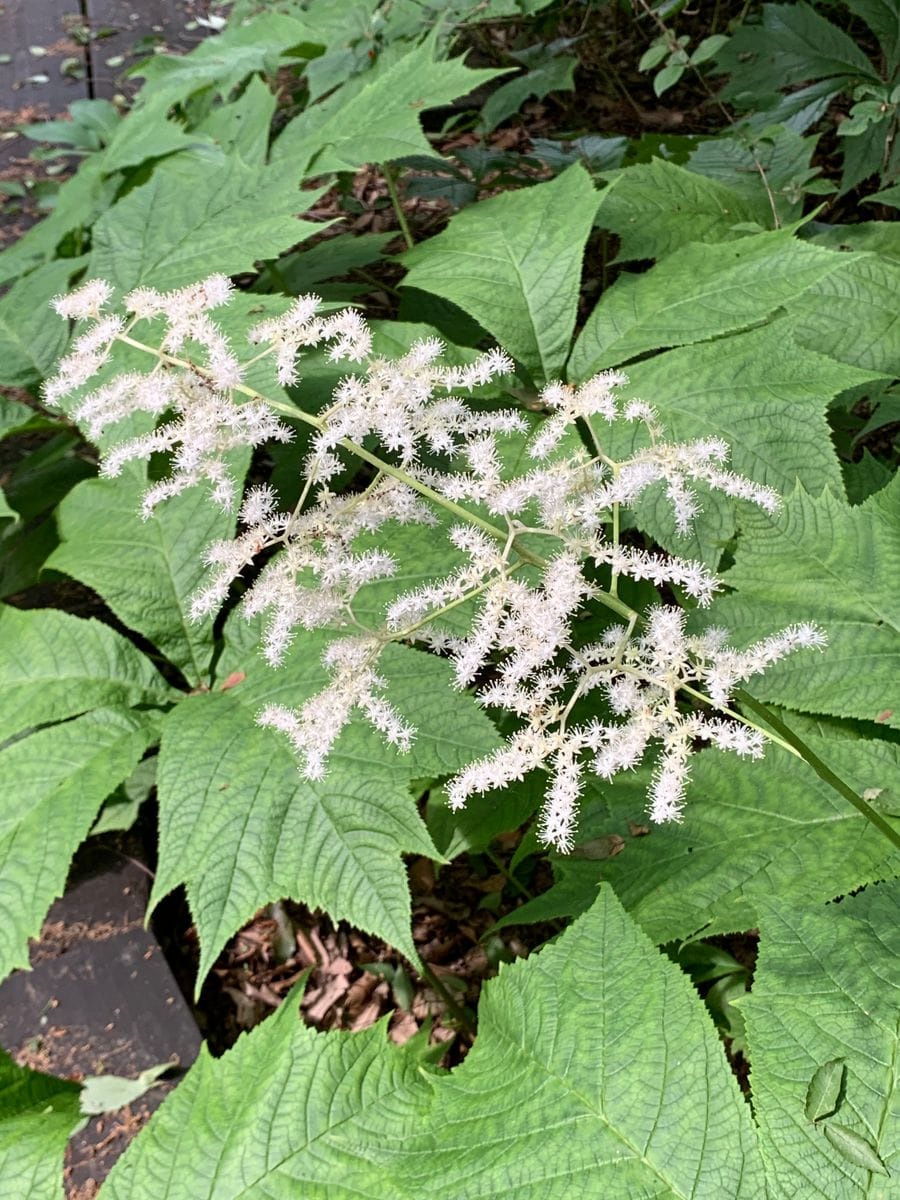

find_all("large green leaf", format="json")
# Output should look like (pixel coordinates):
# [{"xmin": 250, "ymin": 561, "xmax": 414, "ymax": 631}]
[
  {"xmin": 104, "ymin": 886, "xmax": 765, "ymax": 1198},
  {"xmin": 791, "ymin": 253, "xmax": 900, "ymax": 375},
  {"xmin": 709, "ymin": 476, "xmax": 900, "ymax": 728},
  {"xmin": 193, "ymin": 76, "xmax": 277, "ymax": 167},
  {"xmin": 0, "ymin": 708, "xmax": 157, "ymax": 980},
  {"xmin": 0, "ymin": 1050, "xmax": 81, "ymax": 1200},
  {"xmin": 608, "ymin": 738, "xmax": 900, "ymax": 941},
  {"xmin": 569, "ymin": 231, "xmax": 850, "ymax": 378},
  {"xmin": 0, "ymin": 259, "xmax": 84, "ymax": 388},
  {"xmin": 102, "ymin": 12, "xmax": 314, "ymax": 174},
  {"xmin": 151, "ymin": 619, "xmax": 500, "ymax": 985},
  {"xmin": 127, "ymin": 12, "xmax": 314, "ymax": 111},
  {"xmin": 602, "ymin": 322, "xmax": 870, "ymax": 567},
  {"xmin": 273, "ymin": 38, "xmax": 506, "ymax": 177},
  {"xmin": 687, "ymin": 126, "xmax": 821, "ymax": 226},
  {"xmin": 401, "ymin": 165, "xmax": 598, "ymax": 381},
  {"xmin": 0, "ymin": 606, "xmax": 173, "ymax": 743},
  {"xmin": 716, "ymin": 1, "xmax": 877, "ymax": 108},
  {"xmin": 0, "ymin": 396, "xmax": 33, "ymax": 439},
  {"xmin": 45, "ymin": 470, "xmax": 246, "ymax": 683},
  {"xmin": 0, "ymin": 156, "xmax": 117, "ymax": 287},
  {"xmin": 845, "ymin": 0, "xmax": 900, "ymax": 69},
  {"xmin": 503, "ymin": 736, "xmax": 900, "ymax": 944},
  {"xmin": 87, "ymin": 155, "xmax": 322, "ymax": 293},
  {"xmin": 597, "ymin": 160, "xmax": 770, "ymax": 262},
  {"xmin": 616, "ymin": 323, "xmax": 870, "ymax": 494},
  {"xmin": 746, "ymin": 883, "xmax": 899, "ymax": 1196}
]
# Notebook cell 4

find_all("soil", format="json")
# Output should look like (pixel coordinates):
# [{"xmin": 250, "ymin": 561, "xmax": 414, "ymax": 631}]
[{"xmin": 0, "ymin": 837, "xmax": 201, "ymax": 1196}]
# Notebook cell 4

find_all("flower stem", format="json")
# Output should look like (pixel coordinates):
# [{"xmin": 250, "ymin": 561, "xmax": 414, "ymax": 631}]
[
  {"xmin": 383, "ymin": 163, "xmax": 414, "ymax": 250},
  {"xmin": 113, "ymin": 332, "xmax": 639, "ymax": 625},
  {"xmin": 678, "ymin": 682, "xmax": 801, "ymax": 759},
  {"xmin": 735, "ymin": 690, "xmax": 900, "ymax": 852}
]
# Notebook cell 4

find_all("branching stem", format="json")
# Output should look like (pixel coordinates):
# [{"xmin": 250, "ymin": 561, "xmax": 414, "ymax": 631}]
[{"xmin": 112, "ymin": 330, "xmax": 890, "ymax": 843}]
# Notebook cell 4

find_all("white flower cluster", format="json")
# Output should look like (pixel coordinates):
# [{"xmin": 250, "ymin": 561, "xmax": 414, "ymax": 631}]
[
  {"xmin": 45, "ymin": 275, "xmax": 293, "ymax": 515},
  {"xmin": 445, "ymin": 605, "xmax": 825, "ymax": 848},
  {"xmin": 258, "ymin": 636, "xmax": 414, "ymax": 780},
  {"xmin": 44, "ymin": 277, "xmax": 828, "ymax": 850}
]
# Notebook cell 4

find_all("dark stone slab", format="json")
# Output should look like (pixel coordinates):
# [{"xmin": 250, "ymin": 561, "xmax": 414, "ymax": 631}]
[
  {"xmin": 84, "ymin": 1, "xmax": 205, "ymax": 101},
  {"xmin": 0, "ymin": 839, "xmax": 201, "ymax": 1192},
  {"xmin": 0, "ymin": 0, "xmax": 89, "ymax": 114}
]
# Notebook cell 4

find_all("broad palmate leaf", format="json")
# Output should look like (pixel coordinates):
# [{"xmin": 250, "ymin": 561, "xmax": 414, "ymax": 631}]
[
  {"xmin": 791, "ymin": 252, "xmax": 900, "ymax": 375},
  {"xmin": 597, "ymin": 159, "xmax": 770, "ymax": 262},
  {"xmin": 598, "ymin": 737, "xmax": 900, "ymax": 942},
  {"xmin": 0, "ymin": 156, "xmax": 117, "ymax": 287},
  {"xmin": 569, "ymin": 230, "xmax": 851, "ymax": 378},
  {"xmin": 0, "ymin": 1049, "xmax": 81, "ymax": 1200},
  {"xmin": 401, "ymin": 164, "xmax": 598, "ymax": 382},
  {"xmin": 0, "ymin": 259, "xmax": 84, "ymax": 388},
  {"xmin": 603, "ymin": 322, "xmax": 872, "ymax": 567},
  {"xmin": 746, "ymin": 882, "xmax": 899, "ymax": 1195},
  {"xmin": 708, "ymin": 475, "xmax": 900, "ymax": 728},
  {"xmin": 104, "ymin": 886, "xmax": 765, "ymax": 1198},
  {"xmin": 499, "ymin": 736, "xmax": 900, "ymax": 944},
  {"xmin": 87, "ymin": 155, "xmax": 322, "ymax": 293},
  {"xmin": 0, "ymin": 708, "xmax": 158, "ymax": 980},
  {"xmin": 45, "ymin": 470, "xmax": 247, "ymax": 684},
  {"xmin": 101, "ymin": 12, "xmax": 313, "ymax": 174},
  {"xmin": 0, "ymin": 606, "xmax": 173, "ymax": 744},
  {"xmin": 151, "ymin": 618, "xmax": 500, "ymax": 986},
  {"xmin": 273, "ymin": 38, "xmax": 506, "ymax": 177},
  {"xmin": 716, "ymin": 1, "xmax": 877, "ymax": 108},
  {"xmin": 0, "ymin": 395, "xmax": 33, "ymax": 439}
]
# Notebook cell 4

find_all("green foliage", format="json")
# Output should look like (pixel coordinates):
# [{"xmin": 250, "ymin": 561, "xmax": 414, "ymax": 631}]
[
  {"xmin": 103, "ymin": 885, "xmax": 900, "ymax": 1198},
  {"xmin": 709, "ymin": 477, "xmax": 900, "ymax": 729},
  {"xmin": 714, "ymin": 1, "xmax": 900, "ymax": 191},
  {"xmin": 0, "ymin": 1050, "xmax": 81, "ymax": 1200},
  {"xmin": 272, "ymin": 37, "xmax": 507, "ymax": 176},
  {"xmin": 569, "ymin": 229, "xmax": 848, "ymax": 376},
  {"xmin": 0, "ymin": 156, "xmax": 117, "ymax": 287},
  {"xmin": 402, "ymin": 164, "xmax": 598, "ymax": 380},
  {"xmin": 104, "ymin": 888, "xmax": 767, "ymax": 1198},
  {"xmin": 597, "ymin": 159, "xmax": 772, "ymax": 262},
  {"xmin": 151, "ymin": 615, "xmax": 499, "ymax": 987},
  {"xmin": 607, "ymin": 322, "xmax": 868, "ymax": 566},
  {"xmin": 87, "ymin": 156, "xmax": 323, "ymax": 294},
  {"xmin": 0, "ymin": 607, "xmax": 172, "ymax": 742},
  {"xmin": 0, "ymin": 708, "xmax": 158, "ymax": 979},
  {"xmin": 746, "ymin": 882, "xmax": 899, "ymax": 1191},
  {"xmin": 0, "ymin": 260, "xmax": 84, "ymax": 387},
  {"xmin": 0, "ymin": 2, "xmax": 898, "ymax": 1196},
  {"xmin": 497, "ymin": 735, "xmax": 900, "ymax": 942},
  {"xmin": 477, "ymin": 38, "xmax": 578, "ymax": 132},
  {"xmin": 46, "ymin": 469, "xmax": 247, "ymax": 682},
  {"xmin": 792, "ymin": 253, "xmax": 900, "ymax": 374}
]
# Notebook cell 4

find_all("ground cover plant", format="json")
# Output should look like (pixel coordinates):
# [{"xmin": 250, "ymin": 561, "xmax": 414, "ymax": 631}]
[{"xmin": 0, "ymin": 0, "xmax": 898, "ymax": 1196}]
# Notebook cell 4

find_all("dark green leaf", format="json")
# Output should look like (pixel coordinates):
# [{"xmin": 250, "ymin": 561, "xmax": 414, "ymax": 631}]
[{"xmin": 402, "ymin": 165, "xmax": 598, "ymax": 380}]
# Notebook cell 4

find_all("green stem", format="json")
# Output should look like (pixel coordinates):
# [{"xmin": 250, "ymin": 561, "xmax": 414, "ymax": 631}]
[
  {"xmin": 484, "ymin": 848, "xmax": 536, "ymax": 904},
  {"xmin": 735, "ymin": 689, "xmax": 900, "ymax": 852},
  {"xmin": 679, "ymin": 682, "xmax": 801, "ymax": 759},
  {"xmin": 114, "ymin": 333, "xmax": 639, "ymax": 624},
  {"xmin": 383, "ymin": 163, "xmax": 414, "ymax": 251},
  {"xmin": 610, "ymin": 502, "xmax": 620, "ymax": 598},
  {"xmin": 418, "ymin": 961, "xmax": 475, "ymax": 1034}
]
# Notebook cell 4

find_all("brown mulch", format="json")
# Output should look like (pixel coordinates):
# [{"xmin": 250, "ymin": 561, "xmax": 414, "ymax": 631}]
[{"xmin": 182, "ymin": 832, "xmax": 552, "ymax": 1067}]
